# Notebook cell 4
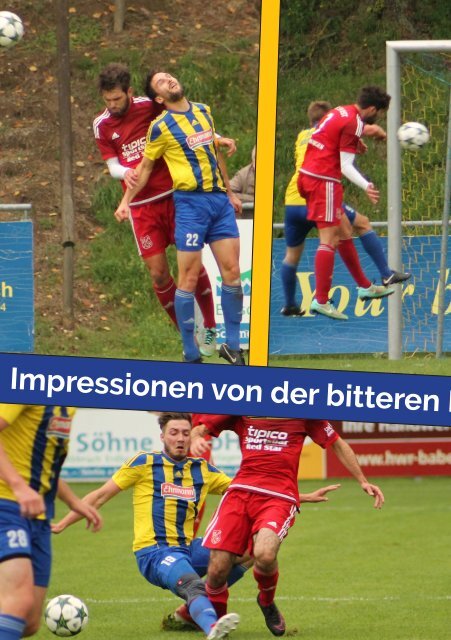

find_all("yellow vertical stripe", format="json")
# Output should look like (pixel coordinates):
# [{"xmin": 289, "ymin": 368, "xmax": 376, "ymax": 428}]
[{"xmin": 249, "ymin": 0, "xmax": 280, "ymax": 366}]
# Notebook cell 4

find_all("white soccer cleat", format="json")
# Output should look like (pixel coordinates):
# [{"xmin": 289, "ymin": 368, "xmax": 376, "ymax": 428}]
[
  {"xmin": 206, "ymin": 612, "xmax": 240, "ymax": 639},
  {"xmin": 199, "ymin": 327, "xmax": 217, "ymax": 357},
  {"xmin": 310, "ymin": 298, "xmax": 348, "ymax": 320},
  {"xmin": 357, "ymin": 284, "xmax": 395, "ymax": 300}
]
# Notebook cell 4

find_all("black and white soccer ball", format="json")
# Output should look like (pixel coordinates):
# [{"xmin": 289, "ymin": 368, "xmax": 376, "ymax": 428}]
[
  {"xmin": 397, "ymin": 122, "xmax": 430, "ymax": 150},
  {"xmin": 44, "ymin": 595, "xmax": 89, "ymax": 637},
  {"xmin": 0, "ymin": 11, "xmax": 24, "ymax": 47}
]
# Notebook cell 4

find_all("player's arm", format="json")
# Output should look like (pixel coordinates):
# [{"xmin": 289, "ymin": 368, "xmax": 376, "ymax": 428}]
[
  {"xmin": 216, "ymin": 135, "xmax": 237, "ymax": 157},
  {"xmin": 331, "ymin": 437, "xmax": 385, "ymax": 509},
  {"xmin": 300, "ymin": 484, "xmax": 341, "ymax": 503},
  {"xmin": 52, "ymin": 478, "xmax": 122, "ymax": 533},
  {"xmin": 216, "ymin": 146, "xmax": 243, "ymax": 216},
  {"xmin": 114, "ymin": 156, "xmax": 155, "ymax": 221},
  {"xmin": 190, "ymin": 424, "xmax": 212, "ymax": 456},
  {"xmin": 363, "ymin": 124, "xmax": 387, "ymax": 140},
  {"xmin": 0, "ymin": 417, "xmax": 45, "ymax": 518},
  {"xmin": 106, "ymin": 157, "xmax": 139, "ymax": 189},
  {"xmin": 56, "ymin": 479, "xmax": 103, "ymax": 532},
  {"xmin": 340, "ymin": 151, "xmax": 379, "ymax": 205}
]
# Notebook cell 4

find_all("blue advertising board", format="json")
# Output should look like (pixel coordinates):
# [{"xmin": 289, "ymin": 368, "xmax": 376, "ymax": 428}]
[
  {"xmin": 270, "ymin": 236, "xmax": 450, "ymax": 355},
  {"xmin": 0, "ymin": 221, "xmax": 34, "ymax": 352}
]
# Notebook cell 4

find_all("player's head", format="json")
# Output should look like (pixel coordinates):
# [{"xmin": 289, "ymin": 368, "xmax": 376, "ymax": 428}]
[
  {"xmin": 158, "ymin": 412, "xmax": 192, "ymax": 461},
  {"xmin": 144, "ymin": 70, "xmax": 185, "ymax": 104},
  {"xmin": 307, "ymin": 101, "xmax": 332, "ymax": 127},
  {"xmin": 98, "ymin": 62, "xmax": 132, "ymax": 117},
  {"xmin": 356, "ymin": 86, "xmax": 391, "ymax": 124}
]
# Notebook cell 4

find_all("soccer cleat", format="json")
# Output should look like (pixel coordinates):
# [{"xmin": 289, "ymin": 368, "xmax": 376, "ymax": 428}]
[
  {"xmin": 382, "ymin": 270, "xmax": 411, "ymax": 286},
  {"xmin": 357, "ymin": 283, "xmax": 395, "ymax": 300},
  {"xmin": 310, "ymin": 298, "xmax": 348, "ymax": 320},
  {"xmin": 199, "ymin": 328, "xmax": 217, "ymax": 357},
  {"xmin": 183, "ymin": 354, "xmax": 203, "ymax": 364},
  {"xmin": 207, "ymin": 612, "xmax": 240, "ymax": 640},
  {"xmin": 218, "ymin": 344, "xmax": 245, "ymax": 365},
  {"xmin": 280, "ymin": 305, "xmax": 305, "ymax": 317},
  {"xmin": 257, "ymin": 594, "xmax": 286, "ymax": 637},
  {"xmin": 161, "ymin": 604, "xmax": 200, "ymax": 631}
]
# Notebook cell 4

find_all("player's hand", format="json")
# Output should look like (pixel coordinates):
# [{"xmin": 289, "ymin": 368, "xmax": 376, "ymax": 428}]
[
  {"xmin": 15, "ymin": 485, "xmax": 46, "ymax": 518},
  {"xmin": 51, "ymin": 520, "xmax": 66, "ymax": 534},
  {"xmin": 301, "ymin": 484, "xmax": 341, "ymax": 503},
  {"xmin": 361, "ymin": 481, "xmax": 385, "ymax": 509},
  {"xmin": 114, "ymin": 202, "xmax": 130, "ymax": 223},
  {"xmin": 229, "ymin": 192, "xmax": 243, "ymax": 216},
  {"xmin": 365, "ymin": 183, "xmax": 379, "ymax": 205},
  {"xmin": 356, "ymin": 139, "xmax": 368, "ymax": 154},
  {"xmin": 218, "ymin": 137, "xmax": 237, "ymax": 157},
  {"xmin": 190, "ymin": 435, "xmax": 211, "ymax": 457},
  {"xmin": 124, "ymin": 168, "xmax": 139, "ymax": 190},
  {"xmin": 71, "ymin": 500, "xmax": 103, "ymax": 532}
]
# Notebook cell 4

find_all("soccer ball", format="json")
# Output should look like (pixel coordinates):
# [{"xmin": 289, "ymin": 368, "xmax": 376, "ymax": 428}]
[
  {"xmin": 397, "ymin": 122, "xmax": 430, "ymax": 150},
  {"xmin": 0, "ymin": 11, "xmax": 24, "ymax": 47},
  {"xmin": 44, "ymin": 595, "xmax": 89, "ymax": 637}
]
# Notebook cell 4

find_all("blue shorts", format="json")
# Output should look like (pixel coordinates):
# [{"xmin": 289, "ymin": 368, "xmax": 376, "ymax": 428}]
[
  {"xmin": 135, "ymin": 538, "xmax": 210, "ymax": 595},
  {"xmin": 0, "ymin": 499, "xmax": 51, "ymax": 587},
  {"xmin": 173, "ymin": 190, "xmax": 239, "ymax": 251},
  {"xmin": 284, "ymin": 202, "xmax": 357, "ymax": 247}
]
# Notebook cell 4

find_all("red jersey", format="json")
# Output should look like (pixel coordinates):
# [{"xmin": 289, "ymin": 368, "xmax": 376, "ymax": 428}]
[
  {"xmin": 193, "ymin": 414, "xmax": 339, "ymax": 507},
  {"xmin": 300, "ymin": 104, "xmax": 364, "ymax": 182},
  {"xmin": 93, "ymin": 96, "xmax": 173, "ymax": 205}
]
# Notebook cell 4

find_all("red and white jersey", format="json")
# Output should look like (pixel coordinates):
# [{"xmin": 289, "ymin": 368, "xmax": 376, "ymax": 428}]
[
  {"xmin": 300, "ymin": 104, "xmax": 364, "ymax": 182},
  {"xmin": 93, "ymin": 96, "xmax": 173, "ymax": 205},
  {"xmin": 193, "ymin": 414, "xmax": 339, "ymax": 507}
]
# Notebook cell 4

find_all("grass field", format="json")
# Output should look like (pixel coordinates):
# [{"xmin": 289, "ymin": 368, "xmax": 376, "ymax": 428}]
[{"xmin": 35, "ymin": 477, "xmax": 450, "ymax": 640}]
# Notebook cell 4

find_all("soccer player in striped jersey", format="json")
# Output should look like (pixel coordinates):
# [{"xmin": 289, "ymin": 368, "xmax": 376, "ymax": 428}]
[
  {"xmin": 298, "ymin": 86, "xmax": 395, "ymax": 320},
  {"xmin": 0, "ymin": 405, "xmax": 101, "ymax": 639},
  {"xmin": 93, "ymin": 63, "xmax": 220, "ymax": 357},
  {"xmin": 190, "ymin": 414, "xmax": 384, "ymax": 637},
  {"xmin": 281, "ymin": 100, "xmax": 410, "ymax": 317},
  {"xmin": 115, "ymin": 71, "xmax": 245, "ymax": 365}
]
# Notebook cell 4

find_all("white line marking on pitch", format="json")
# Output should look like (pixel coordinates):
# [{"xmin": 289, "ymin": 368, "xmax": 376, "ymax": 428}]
[{"xmin": 85, "ymin": 595, "xmax": 451, "ymax": 605}]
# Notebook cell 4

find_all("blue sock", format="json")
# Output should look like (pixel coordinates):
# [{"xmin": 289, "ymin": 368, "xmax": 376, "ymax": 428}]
[
  {"xmin": 359, "ymin": 231, "xmax": 391, "ymax": 279},
  {"xmin": 227, "ymin": 564, "xmax": 248, "ymax": 587},
  {"xmin": 0, "ymin": 614, "xmax": 26, "ymax": 639},
  {"xmin": 175, "ymin": 289, "xmax": 199, "ymax": 361},
  {"xmin": 221, "ymin": 284, "xmax": 243, "ymax": 350},
  {"xmin": 188, "ymin": 595, "xmax": 217, "ymax": 635},
  {"xmin": 280, "ymin": 261, "xmax": 298, "ymax": 307}
]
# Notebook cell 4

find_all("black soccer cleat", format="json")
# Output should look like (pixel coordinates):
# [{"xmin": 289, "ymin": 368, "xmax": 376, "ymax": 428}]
[
  {"xmin": 218, "ymin": 344, "xmax": 245, "ymax": 365},
  {"xmin": 280, "ymin": 305, "xmax": 305, "ymax": 317},
  {"xmin": 257, "ymin": 594, "xmax": 286, "ymax": 636},
  {"xmin": 382, "ymin": 270, "xmax": 411, "ymax": 286}
]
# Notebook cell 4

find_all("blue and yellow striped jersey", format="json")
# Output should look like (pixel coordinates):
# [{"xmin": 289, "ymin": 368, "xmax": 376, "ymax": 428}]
[
  {"xmin": 112, "ymin": 450, "xmax": 231, "ymax": 552},
  {"xmin": 143, "ymin": 102, "xmax": 226, "ymax": 192},
  {"xmin": 0, "ymin": 404, "xmax": 75, "ymax": 519},
  {"xmin": 284, "ymin": 127, "xmax": 315, "ymax": 206}
]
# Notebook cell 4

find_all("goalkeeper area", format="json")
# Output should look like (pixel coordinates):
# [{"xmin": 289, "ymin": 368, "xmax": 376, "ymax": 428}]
[{"xmin": 39, "ymin": 477, "xmax": 449, "ymax": 640}]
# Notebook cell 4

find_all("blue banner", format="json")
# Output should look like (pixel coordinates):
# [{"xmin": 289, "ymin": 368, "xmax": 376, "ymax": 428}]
[
  {"xmin": 270, "ymin": 236, "xmax": 450, "ymax": 354},
  {"xmin": 0, "ymin": 353, "xmax": 449, "ymax": 426},
  {"xmin": 0, "ymin": 221, "xmax": 34, "ymax": 352}
]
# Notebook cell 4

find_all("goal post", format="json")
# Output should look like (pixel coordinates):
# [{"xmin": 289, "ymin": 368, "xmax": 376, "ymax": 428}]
[{"xmin": 386, "ymin": 40, "xmax": 451, "ymax": 359}]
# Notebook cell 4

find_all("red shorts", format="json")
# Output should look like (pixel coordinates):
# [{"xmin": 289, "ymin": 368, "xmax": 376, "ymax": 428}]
[
  {"xmin": 129, "ymin": 196, "xmax": 175, "ymax": 258},
  {"xmin": 298, "ymin": 173, "xmax": 343, "ymax": 228},
  {"xmin": 203, "ymin": 490, "xmax": 297, "ymax": 556}
]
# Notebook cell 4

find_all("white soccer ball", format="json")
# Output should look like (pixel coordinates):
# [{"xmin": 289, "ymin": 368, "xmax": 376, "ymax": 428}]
[
  {"xmin": 44, "ymin": 595, "xmax": 89, "ymax": 637},
  {"xmin": 0, "ymin": 11, "xmax": 24, "ymax": 47},
  {"xmin": 397, "ymin": 122, "xmax": 430, "ymax": 150}
]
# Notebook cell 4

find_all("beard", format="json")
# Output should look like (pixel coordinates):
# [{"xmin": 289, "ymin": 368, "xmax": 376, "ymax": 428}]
[
  {"xmin": 167, "ymin": 84, "xmax": 185, "ymax": 103},
  {"xmin": 110, "ymin": 95, "xmax": 130, "ymax": 117},
  {"xmin": 363, "ymin": 113, "xmax": 378, "ymax": 124}
]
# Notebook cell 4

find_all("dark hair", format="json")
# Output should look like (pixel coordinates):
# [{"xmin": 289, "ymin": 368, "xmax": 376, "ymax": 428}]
[
  {"xmin": 158, "ymin": 412, "xmax": 192, "ymax": 430},
  {"xmin": 144, "ymin": 69, "xmax": 163, "ymax": 100},
  {"xmin": 98, "ymin": 62, "xmax": 131, "ymax": 93},
  {"xmin": 307, "ymin": 100, "xmax": 332, "ymax": 126},
  {"xmin": 357, "ymin": 86, "xmax": 391, "ymax": 111}
]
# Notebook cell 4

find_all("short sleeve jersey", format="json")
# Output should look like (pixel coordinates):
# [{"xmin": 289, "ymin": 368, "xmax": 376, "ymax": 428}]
[
  {"xmin": 0, "ymin": 404, "xmax": 75, "ymax": 519},
  {"xmin": 300, "ymin": 104, "xmax": 364, "ymax": 181},
  {"xmin": 93, "ymin": 96, "xmax": 173, "ymax": 204},
  {"xmin": 112, "ymin": 450, "xmax": 231, "ymax": 552},
  {"xmin": 284, "ymin": 127, "xmax": 314, "ymax": 206},
  {"xmin": 143, "ymin": 102, "xmax": 226, "ymax": 192},
  {"xmin": 193, "ymin": 414, "xmax": 339, "ymax": 507}
]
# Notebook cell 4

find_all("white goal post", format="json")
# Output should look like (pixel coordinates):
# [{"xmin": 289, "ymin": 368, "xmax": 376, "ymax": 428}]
[{"xmin": 386, "ymin": 40, "xmax": 451, "ymax": 359}]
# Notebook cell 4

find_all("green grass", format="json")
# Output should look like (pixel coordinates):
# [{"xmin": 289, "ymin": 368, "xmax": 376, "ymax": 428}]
[{"xmin": 35, "ymin": 477, "xmax": 451, "ymax": 639}]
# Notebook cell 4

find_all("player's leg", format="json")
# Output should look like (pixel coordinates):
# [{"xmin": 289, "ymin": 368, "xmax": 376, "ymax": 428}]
[
  {"xmin": 176, "ymin": 250, "xmax": 203, "ymax": 362},
  {"xmin": 22, "ymin": 519, "xmax": 52, "ymax": 636},
  {"xmin": 142, "ymin": 252, "xmax": 178, "ymax": 327},
  {"xmin": 0, "ymin": 558, "xmax": 33, "ymax": 639},
  {"xmin": 281, "ymin": 204, "xmax": 313, "ymax": 315},
  {"xmin": 196, "ymin": 266, "xmax": 218, "ymax": 357}
]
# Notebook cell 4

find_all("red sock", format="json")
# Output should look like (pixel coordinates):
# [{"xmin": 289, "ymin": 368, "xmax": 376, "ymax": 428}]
[
  {"xmin": 153, "ymin": 277, "xmax": 178, "ymax": 328},
  {"xmin": 338, "ymin": 239, "xmax": 371, "ymax": 288},
  {"xmin": 253, "ymin": 567, "xmax": 279, "ymax": 606},
  {"xmin": 315, "ymin": 244, "xmax": 335, "ymax": 304},
  {"xmin": 195, "ymin": 267, "xmax": 216, "ymax": 329},
  {"xmin": 205, "ymin": 581, "xmax": 229, "ymax": 618}
]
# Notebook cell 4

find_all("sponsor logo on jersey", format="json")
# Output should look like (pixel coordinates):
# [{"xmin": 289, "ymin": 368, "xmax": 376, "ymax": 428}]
[
  {"xmin": 186, "ymin": 129, "xmax": 213, "ymax": 150},
  {"xmin": 211, "ymin": 529, "xmax": 222, "ymax": 544},
  {"xmin": 122, "ymin": 137, "xmax": 146, "ymax": 162},
  {"xmin": 161, "ymin": 483, "xmax": 196, "ymax": 501},
  {"xmin": 244, "ymin": 425, "xmax": 289, "ymax": 452},
  {"xmin": 140, "ymin": 235, "xmax": 153, "ymax": 250},
  {"xmin": 47, "ymin": 416, "xmax": 72, "ymax": 439},
  {"xmin": 325, "ymin": 423, "xmax": 335, "ymax": 437}
]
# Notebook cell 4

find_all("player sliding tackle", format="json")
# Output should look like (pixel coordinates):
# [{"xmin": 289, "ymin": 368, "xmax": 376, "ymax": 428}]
[{"xmin": 115, "ymin": 71, "xmax": 245, "ymax": 365}]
